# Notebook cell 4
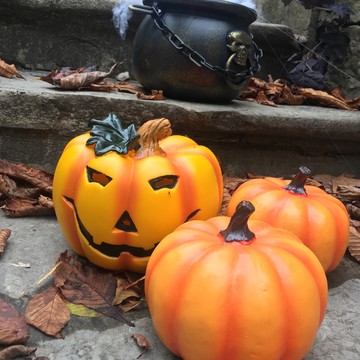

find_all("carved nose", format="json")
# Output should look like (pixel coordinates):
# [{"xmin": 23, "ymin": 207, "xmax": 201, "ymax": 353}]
[{"xmin": 115, "ymin": 211, "xmax": 137, "ymax": 232}]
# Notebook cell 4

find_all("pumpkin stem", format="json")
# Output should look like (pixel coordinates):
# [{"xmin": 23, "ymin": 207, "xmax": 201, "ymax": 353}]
[
  {"xmin": 220, "ymin": 201, "xmax": 255, "ymax": 243},
  {"xmin": 135, "ymin": 118, "xmax": 172, "ymax": 159},
  {"xmin": 284, "ymin": 166, "xmax": 311, "ymax": 195}
]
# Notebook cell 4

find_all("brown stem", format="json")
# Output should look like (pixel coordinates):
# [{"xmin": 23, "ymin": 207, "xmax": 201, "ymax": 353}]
[
  {"xmin": 284, "ymin": 166, "xmax": 311, "ymax": 195},
  {"xmin": 220, "ymin": 201, "xmax": 255, "ymax": 243},
  {"xmin": 135, "ymin": 118, "xmax": 172, "ymax": 159}
]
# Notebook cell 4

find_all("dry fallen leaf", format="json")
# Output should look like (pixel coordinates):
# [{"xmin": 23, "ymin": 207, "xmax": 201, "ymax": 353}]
[
  {"xmin": 238, "ymin": 76, "xmax": 358, "ymax": 110},
  {"xmin": 39, "ymin": 66, "xmax": 91, "ymax": 85},
  {"xmin": 1, "ymin": 197, "xmax": 54, "ymax": 217},
  {"xmin": 297, "ymin": 87, "xmax": 355, "ymax": 111},
  {"xmin": 0, "ymin": 299, "xmax": 29, "ymax": 345},
  {"xmin": 132, "ymin": 333, "xmax": 151, "ymax": 359},
  {"xmin": 0, "ymin": 160, "xmax": 53, "ymax": 194},
  {"xmin": 25, "ymin": 286, "xmax": 71, "ymax": 338},
  {"xmin": 113, "ymin": 82, "xmax": 145, "ymax": 94},
  {"xmin": 113, "ymin": 277, "xmax": 144, "ymax": 313},
  {"xmin": 136, "ymin": 89, "xmax": 166, "ymax": 100},
  {"xmin": 0, "ymin": 59, "xmax": 25, "ymax": 80},
  {"xmin": 349, "ymin": 224, "xmax": 360, "ymax": 261},
  {"xmin": 0, "ymin": 345, "xmax": 36, "ymax": 360},
  {"xmin": 53, "ymin": 252, "xmax": 133, "ymax": 326},
  {"xmin": 0, "ymin": 228, "xmax": 11, "ymax": 257},
  {"xmin": 346, "ymin": 203, "xmax": 360, "ymax": 221},
  {"xmin": 0, "ymin": 174, "xmax": 41, "ymax": 199},
  {"xmin": 52, "ymin": 63, "xmax": 121, "ymax": 90}
]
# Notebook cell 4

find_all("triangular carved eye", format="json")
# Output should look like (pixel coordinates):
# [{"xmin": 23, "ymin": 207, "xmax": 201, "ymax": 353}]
[
  {"xmin": 87, "ymin": 166, "xmax": 112, "ymax": 187},
  {"xmin": 149, "ymin": 175, "xmax": 179, "ymax": 190},
  {"xmin": 115, "ymin": 211, "xmax": 137, "ymax": 232}
]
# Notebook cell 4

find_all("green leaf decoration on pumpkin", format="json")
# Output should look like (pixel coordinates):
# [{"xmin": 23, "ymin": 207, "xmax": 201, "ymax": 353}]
[{"xmin": 86, "ymin": 114, "xmax": 140, "ymax": 156}]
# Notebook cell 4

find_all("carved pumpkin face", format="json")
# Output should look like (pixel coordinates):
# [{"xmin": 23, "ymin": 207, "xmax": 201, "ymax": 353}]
[{"xmin": 53, "ymin": 115, "xmax": 223, "ymax": 273}]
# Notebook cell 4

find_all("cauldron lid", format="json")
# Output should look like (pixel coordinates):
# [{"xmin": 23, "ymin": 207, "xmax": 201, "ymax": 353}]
[{"xmin": 142, "ymin": 0, "xmax": 258, "ymax": 23}]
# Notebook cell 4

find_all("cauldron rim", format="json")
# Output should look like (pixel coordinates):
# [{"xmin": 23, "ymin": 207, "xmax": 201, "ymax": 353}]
[{"xmin": 142, "ymin": 0, "xmax": 258, "ymax": 22}]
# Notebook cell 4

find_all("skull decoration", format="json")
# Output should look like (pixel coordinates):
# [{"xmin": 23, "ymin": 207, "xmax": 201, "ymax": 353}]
[
  {"xmin": 52, "ymin": 114, "xmax": 223, "ymax": 273},
  {"xmin": 226, "ymin": 30, "xmax": 253, "ymax": 67}
]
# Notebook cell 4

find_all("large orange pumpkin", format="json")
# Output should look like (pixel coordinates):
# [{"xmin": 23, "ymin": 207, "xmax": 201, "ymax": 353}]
[
  {"xmin": 226, "ymin": 166, "xmax": 349, "ymax": 272},
  {"xmin": 145, "ymin": 201, "xmax": 328, "ymax": 360},
  {"xmin": 52, "ymin": 114, "xmax": 223, "ymax": 273}
]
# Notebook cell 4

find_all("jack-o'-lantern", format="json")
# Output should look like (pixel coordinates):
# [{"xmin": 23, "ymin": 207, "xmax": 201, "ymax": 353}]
[{"xmin": 52, "ymin": 114, "xmax": 223, "ymax": 273}]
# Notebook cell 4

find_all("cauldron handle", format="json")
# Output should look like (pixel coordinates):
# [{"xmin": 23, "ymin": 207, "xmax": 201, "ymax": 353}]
[{"xmin": 128, "ymin": 4, "xmax": 154, "ymax": 15}]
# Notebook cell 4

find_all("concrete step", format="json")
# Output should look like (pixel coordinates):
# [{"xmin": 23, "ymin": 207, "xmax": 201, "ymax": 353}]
[
  {"xmin": 0, "ymin": 0, "xmax": 299, "ymax": 78},
  {"xmin": 1, "ymin": 70, "xmax": 360, "ymax": 178}
]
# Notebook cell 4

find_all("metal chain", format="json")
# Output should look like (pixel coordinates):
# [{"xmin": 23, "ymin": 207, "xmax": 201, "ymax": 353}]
[{"xmin": 149, "ymin": 3, "xmax": 263, "ymax": 86}]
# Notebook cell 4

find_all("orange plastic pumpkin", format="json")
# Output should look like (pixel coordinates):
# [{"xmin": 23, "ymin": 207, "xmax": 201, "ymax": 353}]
[
  {"xmin": 52, "ymin": 114, "xmax": 223, "ymax": 273},
  {"xmin": 145, "ymin": 201, "xmax": 328, "ymax": 360},
  {"xmin": 226, "ymin": 166, "xmax": 349, "ymax": 273}
]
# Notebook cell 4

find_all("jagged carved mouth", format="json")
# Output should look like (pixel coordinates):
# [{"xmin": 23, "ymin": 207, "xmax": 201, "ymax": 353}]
[{"xmin": 64, "ymin": 196, "xmax": 200, "ymax": 258}]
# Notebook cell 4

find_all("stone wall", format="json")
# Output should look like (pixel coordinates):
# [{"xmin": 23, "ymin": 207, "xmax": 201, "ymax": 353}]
[
  {"xmin": 1, "ymin": 0, "xmax": 358, "ymax": 97},
  {"xmin": 254, "ymin": 0, "xmax": 360, "ymax": 97}
]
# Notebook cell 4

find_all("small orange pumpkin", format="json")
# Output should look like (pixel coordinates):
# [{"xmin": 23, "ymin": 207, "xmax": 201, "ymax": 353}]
[
  {"xmin": 226, "ymin": 166, "xmax": 350, "ymax": 273},
  {"xmin": 145, "ymin": 201, "xmax": 328, "ymax": 360}
]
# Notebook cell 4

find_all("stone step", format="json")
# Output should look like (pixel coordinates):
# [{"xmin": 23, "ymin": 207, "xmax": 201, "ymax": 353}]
[
  {"xmin": 1, "ymin": 0, "xmax": 359, "ymax": 178},
  {"xmin": 1, "ymin": 0, "xmax": 299, "ymax": 80},
  {"xmin": 1, "ymin": 70, "xmax": 359, "ymax": 178}
]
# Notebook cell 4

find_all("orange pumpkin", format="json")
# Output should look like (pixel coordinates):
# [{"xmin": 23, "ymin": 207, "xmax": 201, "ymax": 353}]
[
  {"xmin": 226, "ymin": 166, "xmax": 349, "ymax": 272},
  {"xmin": 52, "ymin": 114, "xmax": 223, "ymax": 273},
  {"xmin": 145, "ymin": 201, "xmax": 328, "ymax": 360}
]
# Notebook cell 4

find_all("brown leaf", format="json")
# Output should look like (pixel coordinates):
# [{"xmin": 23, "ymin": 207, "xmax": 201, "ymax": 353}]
[
  {"xmin": 88, "ymin": 82, "xmax": 115, "ymax": 92},
  {"xmin": 220, "ymin": 176, "xmax": 245, "ymax": 215},
  {"xmin": 254, "ymin": 90, "xmax": 278, "ymax": 107},
  {"xmin": 330, "ymin": 87, "xmax": 346, "ymax": 101},
  {"xmin": 0, "ymin": 59, "xmax": 25, "ymax": 80},
  {"xmin": 113, "ymin": 277, "xmax": 143, "ymax": 313},
  {"xmin": 313, "ymin": 173, "xmax": 360, "ymax": 195},
  {"xmin": 0, "ymin": 174, "xmax": 41, "ymax": 199},
  {"xmin": 238, "ymin": 77, "xmax": 358, "ymax": 110},
  {"xmin": 39, "ymin": 67, "xmax": 87, "ymax": 85},
  {"xmin": 337, "ymin": 185, "xmax": 360, "ymax": 201},
  {"xmin": 0, "ymin": 160, "xmax": 53, "ymax": 194},
  {"xmin": 0, "ymin": 299, "xmax": 29, "ymax": 345},
  {"xmin": 0, "ymin": 345, "xmax": 36, "ymax": 360},
  {"xmin": 25, "ymin": 286, "xmax": 71, "ymax": 338},
  {"xmin": 297, "ymin": 88, "xmax": 356, "ymax": 111},
  {"xmin": 113, "ymin": 82, "xmax": 145, "ymax": 94},
  {"xmin": 1, "ymin": 197, "xmax": 54, "ymax": 217},
  {"xmin": 349, "ymin": 225, "xmax": 360, "ymax": 262},
  {"xmin": 53, "ymin": 252, "xmax": 133, "ymax": 326},
  {"xmin": 346, "ymin": 203, "xmax": 360, "ymax": 221},
  {"xmin": 53, "ymin": 63, "xmax": 121, "ymax": 90},
  {"xmin": 346, "ymin": 97, "xmax": 360, "ymax": 110},
  {"xmin": 277, "ymin": 85, "xmax": 304, "ymax": 105},
  {"xmin": 0, "ymin": 228, "xmax": 11, "ymax": 257},
  {"xmin": 136, "ymin": 89, "xmax": 166, "ymax": 100},
  {"xmin": 132, "ymin": 333, "xmax": 151, "ymax": 359}
]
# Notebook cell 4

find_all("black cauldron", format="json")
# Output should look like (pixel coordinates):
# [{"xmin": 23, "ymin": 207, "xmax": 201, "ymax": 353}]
[{"xmin": 129, "ymin": 0, "xmax": 262, "ymax": 103}]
